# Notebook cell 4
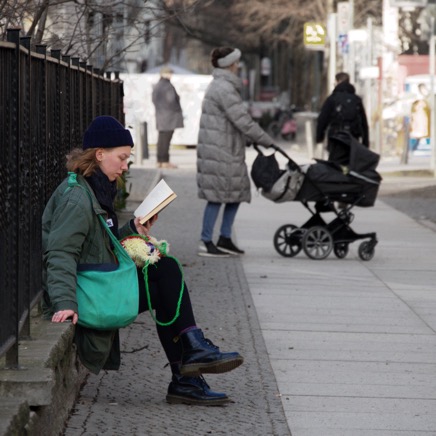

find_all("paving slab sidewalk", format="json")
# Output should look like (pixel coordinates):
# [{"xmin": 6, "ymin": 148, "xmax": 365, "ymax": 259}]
[
  {"xmin": 64, "ymin": 167, "xmax": 290, "ymax": 436},
  {"xmin": 65, "ymin": 145, "xmax": 436, "ymax": 436},
  {"xmin": 236, "ymin": 149, "xmax": 436, "ymax": 435}
]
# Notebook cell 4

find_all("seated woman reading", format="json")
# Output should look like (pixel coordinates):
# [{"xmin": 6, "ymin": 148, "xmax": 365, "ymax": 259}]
[{"xmin": 42, "ymin": 115, "xmax": 243, "ymax": 406}]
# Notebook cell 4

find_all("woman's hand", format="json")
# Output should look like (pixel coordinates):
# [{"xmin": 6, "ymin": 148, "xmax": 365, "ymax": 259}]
[
  {"xmin": 52, "ymin": 310, "xmax": 78, "ymax": 325},
  {"xmin": 134, "ymin": 214, "xmax": 158, "ymax": 235}
]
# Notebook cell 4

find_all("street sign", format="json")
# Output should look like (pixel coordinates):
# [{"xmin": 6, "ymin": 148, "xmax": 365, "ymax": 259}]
[
  {"xmin": 360, "ymin": 66, "xmax": 380, "ymax": 79},
  {"xmin": 261, "ymin": 57, "xmax": 271, "ymax": 76},
  {"xmin": 304, "ymin": 22, "xmax": 326, "ymax": 49},
  {"xmin": 337, "ymin": 2, "xmax": 351, "ymax": 35}
]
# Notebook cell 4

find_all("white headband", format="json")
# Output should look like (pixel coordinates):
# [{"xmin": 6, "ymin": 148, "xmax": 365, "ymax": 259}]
[{"xmin": 217, "ymin": 49, "xmax": 241, "ymax": 68}]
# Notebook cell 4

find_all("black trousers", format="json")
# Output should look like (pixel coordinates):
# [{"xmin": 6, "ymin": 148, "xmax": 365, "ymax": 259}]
[
  {"xmin": 138, "ymin": 257, "xmax": 196, "ymax": 363},
  {"xmin": 156, "ymin": 130, "xmax": 174, "ymax": 163}
]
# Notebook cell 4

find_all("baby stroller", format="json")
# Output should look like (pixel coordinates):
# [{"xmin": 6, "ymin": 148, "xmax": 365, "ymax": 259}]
[{"xmin": 250, "ymin": 132, "xmax": 382, "ymax": 261}]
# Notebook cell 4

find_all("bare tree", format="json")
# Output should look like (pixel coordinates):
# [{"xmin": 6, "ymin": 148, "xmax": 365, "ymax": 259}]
[
  {"xmin": 2, "ymin": 0, "xmax": 424, "ymax": 105},
  {"xmin": 0, "ymin": 0, "xmax": 199, "ymax": 71},
  {"xmin": 160, "ymin": 0, "xmax": 383, "ymax": 106}
]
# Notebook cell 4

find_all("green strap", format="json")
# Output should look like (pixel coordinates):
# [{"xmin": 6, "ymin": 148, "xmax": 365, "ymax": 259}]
[{"xmin": 141, "ymin": 255, "xmax": 184, "ymax": 327}]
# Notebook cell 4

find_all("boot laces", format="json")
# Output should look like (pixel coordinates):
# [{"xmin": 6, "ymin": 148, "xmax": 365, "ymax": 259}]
[
  {"xmin": 203, "ymin": 337, "xmax": 219, "ymax": 350},
  {"xmin": 182, "ymin": 374, "xmax": 210, "ymax": 390},
  {"xmin": 197, "ymin": 374, "xmax": 210, "ymax": 389}
]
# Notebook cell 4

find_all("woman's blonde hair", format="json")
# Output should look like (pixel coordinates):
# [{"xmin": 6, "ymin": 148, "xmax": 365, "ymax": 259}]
[{"xmin": 66, "ymin": 148, "xmax": 99, "ymax": 177}]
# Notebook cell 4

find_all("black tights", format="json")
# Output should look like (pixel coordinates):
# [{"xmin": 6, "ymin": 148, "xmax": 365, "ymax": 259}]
[
  {"xmin": 137, "ymin": 257, "xmax": 196, "ymax": 363},
  {"xmin": 156, "ymin": 130, "xmax": 174, "ymax": 163}
]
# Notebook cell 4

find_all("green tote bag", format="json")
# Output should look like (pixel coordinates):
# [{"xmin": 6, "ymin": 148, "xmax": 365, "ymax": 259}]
[
  {"xmin": 66, "ymin": 173, "xmax": 139, "ymax": 330},
  {"xmin": 76, "ymin": 215, "xmax": 139, "ymax": 329}
]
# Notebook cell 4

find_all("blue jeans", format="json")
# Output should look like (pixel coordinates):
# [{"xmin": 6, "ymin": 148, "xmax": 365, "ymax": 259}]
[{"xmin": 201, "ymin": 202, "xmax": 240, "ymax": 242}]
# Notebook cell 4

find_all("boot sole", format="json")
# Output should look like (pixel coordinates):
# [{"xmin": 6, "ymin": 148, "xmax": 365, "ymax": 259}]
[
  {"xmin": 216, "ymin": 246, "xmax": 244, "ymax": 255},
  {"xmin": 180, "ymin": 356, "xmax": 244, "ymax": 377},
  {"xmin": 166, "ymin": 394, "xmax": 231, "ymax": 406},
  {"xmin": 197, "ymin": 251, "xmax": 231, "ymax": 257}
]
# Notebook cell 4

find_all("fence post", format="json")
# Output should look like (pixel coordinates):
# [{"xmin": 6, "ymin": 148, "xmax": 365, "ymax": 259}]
[
  {"xmin": 19, "ymin": 35, "xmax": 32, "ymax": 340},
  {"xmin": 71, "ymin": 57, "xmax": 81, "ymax": 145},
  {"xmin": 35, "ymin": 45, "xmax": 50, "ymax": 204},
  {"xmin": 50, "ymin": 49, "xmax": 64, "ymax": 183},
  {"xmin": 5, "ymin": 28, "xmax": 21, "ymax": 368},
  {"xmin": 114, "ymin": 72, "xmax": 124, "ymax": 123}
]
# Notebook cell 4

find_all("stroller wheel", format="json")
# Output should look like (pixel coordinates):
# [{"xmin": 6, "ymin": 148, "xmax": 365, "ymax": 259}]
[
  {"xmin": 334, "ymin": 243, "xmax": 349, "ymax": 259},
  {"xmin": 358, "ymin": 241, "xmax": 375, "ymax": 261},
  {"xmin": 273, "ymin": 224, "xmax": 302, "ymax": 257},
  {"xmin": 302, "ymin": 226, "xmax": 333, "ymax": 260}
]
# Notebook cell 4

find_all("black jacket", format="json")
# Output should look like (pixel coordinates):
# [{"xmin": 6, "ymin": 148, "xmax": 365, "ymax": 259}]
[{"xmin": 316, "ymin": 81, "xmax": 369, "ymax": 147}]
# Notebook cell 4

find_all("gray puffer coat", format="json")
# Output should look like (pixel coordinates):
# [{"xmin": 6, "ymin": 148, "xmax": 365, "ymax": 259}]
[{"xmin": 197, "ymin": 68, "xmax": 274, "ymax": 203}]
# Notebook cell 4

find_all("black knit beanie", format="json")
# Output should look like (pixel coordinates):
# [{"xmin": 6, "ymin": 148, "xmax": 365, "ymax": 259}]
[{"xmin": 83, "ymin": 116, "xmax": 134, "ymax": 149}]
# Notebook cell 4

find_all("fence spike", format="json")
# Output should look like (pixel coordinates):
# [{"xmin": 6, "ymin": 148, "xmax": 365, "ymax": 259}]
[
  {"xmin": 7, "ymin": 28, "xmax": 21, "ymax": 43},
  {"xmin": 20, "ymin": 36, "xmax": 31, "ymax": 50},
  {"xmin": 36, "ymin": 45, "xmax": 47, "ymax": 55},
  {"xmin": 50, "ymin": 49, "xmax": 61, "ymax": 60}
]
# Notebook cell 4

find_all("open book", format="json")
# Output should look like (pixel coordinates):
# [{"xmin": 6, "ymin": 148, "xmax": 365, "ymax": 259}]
[{"xmin": 134, "ymin": 179, "xmax": 177, "ymax": 225}]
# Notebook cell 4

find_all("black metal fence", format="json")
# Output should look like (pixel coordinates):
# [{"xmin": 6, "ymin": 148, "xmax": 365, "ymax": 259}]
[{"xmin": 0, "ymin": 29, "xmax": 125, "ymax": 368}]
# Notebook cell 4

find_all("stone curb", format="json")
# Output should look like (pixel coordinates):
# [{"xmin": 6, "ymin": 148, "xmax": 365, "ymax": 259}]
[{"xmin": 0, "ymin": 309, "xmax": 88, "ymax": 436}]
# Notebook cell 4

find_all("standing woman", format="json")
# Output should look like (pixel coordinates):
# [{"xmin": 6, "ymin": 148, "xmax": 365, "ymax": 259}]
[
  {"xmin": 197, "ymin": 47, "xmax": 274, "ymax": 257},
  {"xmin": 42, "ymin": 116, "xmax": 243, "ymax": 405},
  {"xmin": 152, "ymin": 66, "xmax": 184, "ymax": 169}
]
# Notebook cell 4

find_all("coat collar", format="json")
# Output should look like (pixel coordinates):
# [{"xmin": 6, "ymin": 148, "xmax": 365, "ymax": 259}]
[
  {"xmin": 212, "ymin": 68, "xmax": 242, "ymax": 91},
  {"xmin": 333, "ymin": 81, "xmax": 356, "ymax": 94},
  {"xmin": 73, "ymin": 174, "xmax": 106, "ymax": 216}
]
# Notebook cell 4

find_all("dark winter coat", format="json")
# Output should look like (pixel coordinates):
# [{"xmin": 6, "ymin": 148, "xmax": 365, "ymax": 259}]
[
  {"xmin": 316, "ymin": 81, "xmax": 369, "ymax": 147},
  {"xmin": 152, "ymin": 77, "xmax": 184, "ymax": 132},
  {"xmin": 197, "ymin": 68, "xmax": 274, "ymax": 203}
]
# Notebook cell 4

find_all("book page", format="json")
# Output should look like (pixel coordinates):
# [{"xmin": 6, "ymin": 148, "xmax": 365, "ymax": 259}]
[{"xmin": 134, "ymin": 179, "xmax": 177, "ymax": 224}]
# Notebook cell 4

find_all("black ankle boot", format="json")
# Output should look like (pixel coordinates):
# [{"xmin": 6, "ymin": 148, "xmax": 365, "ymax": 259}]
[
  {"xmin": 166, "ymin": 369, "xmax": 230, "ymax": 406},
  {"xmin": 179, "ymin": 328, "xmax": 243, "ymax": 377}
]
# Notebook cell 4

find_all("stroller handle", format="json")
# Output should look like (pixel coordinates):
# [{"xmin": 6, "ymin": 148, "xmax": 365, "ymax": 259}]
[{"xmin": 252, "ymin": 143, "xmax": 301, "ymax": 172}]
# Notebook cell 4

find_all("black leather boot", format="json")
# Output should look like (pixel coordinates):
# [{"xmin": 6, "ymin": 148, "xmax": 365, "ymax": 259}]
[
  {"xmin": 166, "ymin": 365, "xmax": 230, "ymax": 406},
  {"xmin": 179, "ymin": 328, "xmax": 243, "ymax": 377}
]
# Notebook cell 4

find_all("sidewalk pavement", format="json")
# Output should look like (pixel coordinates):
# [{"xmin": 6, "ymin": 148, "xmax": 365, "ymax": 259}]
[
  {"xmin": 236, "ymin": 168, "xmax": 436, "ymax": 434},
  {"xmin": 62, "ymin": 144, "xmax": 436, "ymax": 436}
]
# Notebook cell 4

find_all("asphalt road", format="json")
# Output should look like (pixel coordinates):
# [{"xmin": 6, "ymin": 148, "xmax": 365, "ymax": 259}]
[{"xmin": 379, "ymin": 179, "xmax": 436, "ymax": 225}]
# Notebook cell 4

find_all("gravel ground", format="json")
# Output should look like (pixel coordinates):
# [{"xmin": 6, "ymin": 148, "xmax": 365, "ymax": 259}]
[{"xmin": 378, "ymin": 177, "xmax": 436, "ymax": 225}]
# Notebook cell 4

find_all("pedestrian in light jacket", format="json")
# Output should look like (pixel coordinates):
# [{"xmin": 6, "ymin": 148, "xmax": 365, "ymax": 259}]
[{"xmin": 196, "ymin": 46, "xmax": 274, "ymax": 257}]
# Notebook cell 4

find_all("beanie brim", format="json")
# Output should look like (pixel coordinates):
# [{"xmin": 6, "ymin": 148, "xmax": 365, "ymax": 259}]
[{"xmin": 83, "ymin": 129, "xmax": 134, "ymax": 149}]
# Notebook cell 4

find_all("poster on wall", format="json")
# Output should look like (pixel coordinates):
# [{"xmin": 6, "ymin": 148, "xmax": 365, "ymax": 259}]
[{"xmin": 409, "ymin": 98, "xmax": 431, "ymax": 155}]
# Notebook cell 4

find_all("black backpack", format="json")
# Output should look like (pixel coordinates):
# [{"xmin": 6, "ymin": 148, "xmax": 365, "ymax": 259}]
[
  {"xmin": 330, "ymin": 92, "xmax": 363, "ymax": 139},
  {"xmin": 251, "ymin": 149, "xmax": 284, "ymax": 193}
]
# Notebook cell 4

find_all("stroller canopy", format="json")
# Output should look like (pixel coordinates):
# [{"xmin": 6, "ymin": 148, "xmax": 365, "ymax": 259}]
[
  {"xmin": 296, "ymin": 132, "xmax": 382, "ymax": 207},
  {"xmin": 328, "ymin": 131, "xmax": 379, "ymax": 173}
]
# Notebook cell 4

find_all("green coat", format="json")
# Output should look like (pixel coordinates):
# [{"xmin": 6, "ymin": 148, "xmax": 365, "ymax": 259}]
[{"xmin": 42, "ymin": 174, "xmax": 135, "ymax": 374}]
